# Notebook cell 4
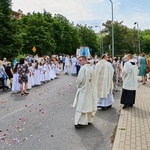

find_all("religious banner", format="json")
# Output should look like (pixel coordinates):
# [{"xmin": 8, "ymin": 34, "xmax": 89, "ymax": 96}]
[{"xmin": 76, "ymin": 46, "xmax": 90, "ymax": 58}]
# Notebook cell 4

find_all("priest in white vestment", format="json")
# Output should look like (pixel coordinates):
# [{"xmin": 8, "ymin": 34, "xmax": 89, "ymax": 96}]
[
  {"xmin": 95, "ymin": 54, "xmax": 114, "ymax": 110},
  {"xmin": 73, "ymin": 56, "xmax": 97, "ymax": 128}
]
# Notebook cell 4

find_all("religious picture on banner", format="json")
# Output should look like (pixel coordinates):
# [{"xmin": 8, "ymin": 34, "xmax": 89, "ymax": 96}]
[{"xmin": 76, "ymin": 46, "xmax": 90, "ymax": 58}]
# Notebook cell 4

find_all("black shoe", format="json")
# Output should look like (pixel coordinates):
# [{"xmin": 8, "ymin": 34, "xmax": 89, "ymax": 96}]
[
  {"xmin": 75, "ymin": 125, "xmax": 81, "ymax": 129},
  {"xmin": 107, "ymin": 105, "xmax": 112, "ymax": 108},
  {"xmin": 97, "ymin": 106, "xmax": 102, "ymax": 109},
  {"xmin": 88, "ymin": 123, "xmax": 92, "ymax": 125},
  {"xmin": 75, "ymin": 124, "xmax": 83, "ymax": 129},
  {"xmin": 122, "ymin": 105, "xmax": 128, "ymax": 109},
  {"xmin": 101, "ymin": 107, "xmax": 107, "ymax": 110},
  {"xmin": 129, "ymin": 104, "xmax": 133, "ymax": 107}
]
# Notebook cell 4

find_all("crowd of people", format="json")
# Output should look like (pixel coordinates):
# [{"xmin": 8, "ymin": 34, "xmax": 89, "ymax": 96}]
[
  {"xmin": 73, "ymin": 53, "xmax": 150, "ymax": 128},
  {"xmin": 0, "ymin": 52, "xmax": 150, "ymax": 128},
  {"xmin": 0, "ymin": 55, "xmax": 61, "ymax": 94}
]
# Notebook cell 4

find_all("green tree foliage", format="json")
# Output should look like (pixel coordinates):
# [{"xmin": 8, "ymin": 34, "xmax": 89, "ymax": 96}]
[
  {"xmin": 19, "ymin": 12, "xmax": 56, "ymax": 56},
  {"xmin": 102, "ymin": 20, "xmax": 137, "ymax": 56},
  {"xmin": 0, "ymin": 0, "xmax": 23, "ymax": 60},
  {"xmin": 102, "ymin": 20, "xmax": 150, "ymax": 56},
  {"xmin": 53, "ymin": 14, "xmax": 81, "ymax": 55},
  {"xmin": 140, "ymin": 29, "xmax": 150, "ymax": 54},
  {"xmin": 1, "ymin": 1, "xmax": 150, "ymax": 59}
]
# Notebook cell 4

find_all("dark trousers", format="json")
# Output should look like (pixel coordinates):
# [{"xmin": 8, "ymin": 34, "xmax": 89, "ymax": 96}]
[
  {"xmin": 63, "ymin": 63, "xmax": 65, "ymax": 71},
  {"xmin": 76, "ymin": 66, "xmax": 81, "ymax": 75},
  {"xmin": 0, "ymin": 78, "xmax": 5, "ymax": 91},
  {"xmin": 121, "ymin": 89, "xmax": 136, "ymax": 105}
]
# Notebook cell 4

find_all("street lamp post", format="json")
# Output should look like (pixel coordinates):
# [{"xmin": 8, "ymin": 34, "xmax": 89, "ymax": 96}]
[
  {"xmin": 95, "ymin": 25, "xmax": 104, "ymax": 56},
  {"xmin": 109, "ymin": 0, "xmax": 114, "ymax": 57},
  {"xmin": 134, "ymin": 22, "xmax": 141, "ymax": 53}
]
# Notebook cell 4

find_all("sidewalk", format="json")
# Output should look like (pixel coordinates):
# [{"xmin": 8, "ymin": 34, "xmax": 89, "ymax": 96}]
[{"xmin": 112, "ymin": 79, "xmax": 150, "ymax": 150}]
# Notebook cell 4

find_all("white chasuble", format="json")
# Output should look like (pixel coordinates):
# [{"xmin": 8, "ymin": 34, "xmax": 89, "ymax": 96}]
[{"xmin": 73, "ymin": 64, "xmax": 97, "ymax": 125}]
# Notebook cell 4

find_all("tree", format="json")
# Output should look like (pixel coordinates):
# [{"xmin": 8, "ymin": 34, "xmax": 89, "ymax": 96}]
[
  {"xmin": 102, "ymin": 20, "xmax": 137, "ymax": 56},
  {"xmin": 19, "ymin": 12, "xmax": 56, "ymax": 56},
  {"xmin": 141, "ymin": 29, "xmax": 150, "ymax": 54},
  {"xmin": 0, "ymin": 0, "xmax": 24, "ymax": 60}
]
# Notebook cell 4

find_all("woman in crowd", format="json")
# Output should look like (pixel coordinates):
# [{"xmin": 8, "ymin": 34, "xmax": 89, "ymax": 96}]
[
  {"xmin": 17, "ymin": 58, "xmax": 29, "ymax": 95},
  {"xmin": 147, "ymin": 54, "xmax": 150, "ymax": 79},
  {"xmin": 139, "ymin": 53, "xmax": 147, "ymax": 85},
  {"xmin": 12, "ymin": 63, "xmax": 19, "ymax": 93},
  {"xmin": 112, "ymin": 58, "xmax": 121, "ymax": 91},
  {"xmin": 0, "ymin": 60, "xmax": 9, "ymax": 91},
  {"xmin": 5, "ymin": 62, "xmax": 13, "ymax": 88}
]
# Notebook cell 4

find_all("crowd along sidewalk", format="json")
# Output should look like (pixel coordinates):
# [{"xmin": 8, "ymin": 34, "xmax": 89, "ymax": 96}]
[{"xmin": 112, "ymin": 78, "xmax": 150, "ymax": 150}]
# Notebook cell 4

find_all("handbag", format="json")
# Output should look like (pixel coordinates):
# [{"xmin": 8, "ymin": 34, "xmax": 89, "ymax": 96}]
[
  {"xmin": 0, "ymin": 71, "xmax": 6, "ymax": 79},
  {"xmin": 145, "ymin": 66, "xmax": 149, "ymax": 73},
  {"xmin": 6, "ymin": 79, "xmax": 11, "ymax": 88}
]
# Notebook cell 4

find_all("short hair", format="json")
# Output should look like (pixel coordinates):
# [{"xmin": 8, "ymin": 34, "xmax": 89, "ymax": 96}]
[
  {"xmin": 7, "ymin": 62, "xmax": 11, "ymax": 65},
  {"xmin": 78, "ymin": 56, "xmax": 87, "ymax": 60},
  {"xmin": 101, "ymin": 54, "xmax": 107, "ymax": 59},
  {"xmin": 126, "ymin": 54, "xmax": 133, "ymax": 59},
  {"xmin": 142, "ymin": 53, "xmax": 145, "ymax": 57},
  {"xmin": 19, "ymin": 58, "xmax": 25, "ymax": 64}
]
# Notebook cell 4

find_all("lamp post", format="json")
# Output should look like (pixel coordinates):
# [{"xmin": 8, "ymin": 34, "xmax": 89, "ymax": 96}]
[
  {"xmin": 109, "ymin": 0, "xmax": 114, "ymax": 57},
  {"xmin": 95, "ymin": 25, "xmax": 104, "ymax": 56},
  {"xmin": 134, "ymin": 22, "xmax": 141, "ymax": 53}
]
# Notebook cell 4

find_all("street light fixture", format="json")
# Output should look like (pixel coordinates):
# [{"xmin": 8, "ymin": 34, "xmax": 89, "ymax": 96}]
[
  {"xmin": 109, "ymin": 0, "xmax": 114, "ymax": 57},
  {"xmin": 95, "ymin": 25, "xmax": 104, "ymax": 55},
  {"xmin": 134, "ymin": 22, "xmax": 141, "ymax": 53}
]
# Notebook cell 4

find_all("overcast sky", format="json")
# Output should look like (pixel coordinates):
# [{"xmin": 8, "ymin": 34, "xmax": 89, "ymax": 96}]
[{"xmin": 12, "ymin": 0, "xmax": 150, "ymax": 32}]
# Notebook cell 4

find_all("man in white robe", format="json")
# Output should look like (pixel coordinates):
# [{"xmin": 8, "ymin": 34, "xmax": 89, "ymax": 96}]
[
  {"xmin": 71, "ymin": 55, "xmax": 77, "ymax": 75},
  {"xmin": 95, "ymin": 54, "xmax": 114, "ymax": 110},
  {"xmin": 120, "ymin": 54, "xmax": 138, "ymax": 108},
  {"xmin": 64, "ymin": 55, "xmax": 70, "ymax": 75},
  {"xmin": 73, "ymin": 56, "xmax": 97, "ymax": 128}
]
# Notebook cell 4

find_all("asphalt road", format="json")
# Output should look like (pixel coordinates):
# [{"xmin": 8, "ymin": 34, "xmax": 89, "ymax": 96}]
[{"xmin": 0, "ymin": 73, "xmax": 121, "ymax": 150}]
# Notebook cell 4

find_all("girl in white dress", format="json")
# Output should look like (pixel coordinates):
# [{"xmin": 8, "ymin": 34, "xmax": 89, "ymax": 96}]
[
  {"xmin": 44, "ymin": 62, "xmax": 50, "ymax": 81},
  {"xmin": 11, "ymin": 63, "xmax": 20, "ymax": 93},
  {"xmin": 39, "ymin": 62, "xmax": 46, "ymax": 83},
  {"xmin": 29, "ymin": 63, "xmax": 35, "ymax": 87},
  {"xmin": 54, "ymin": 61, "xmax": 60, "ymax": 75},
  {"xmin": 34, "ymin": 62, "xmax": 41, "ymax": 86},
  {"xmin": 27, "ymin": 63, "xmax": 32, "ymax": 90},
  {"xmin": 50, "ymin": 61, "xmax": 57, "ymax": 79}
]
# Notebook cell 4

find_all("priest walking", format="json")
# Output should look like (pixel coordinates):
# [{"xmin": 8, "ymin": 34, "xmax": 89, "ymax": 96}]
[
  {"xmin": 120, "ymin": 54, "xmax": 138, "ymax": 108},
  {"xmin": 73, "ymin": 56, "xmax": 97, "ymax": 128},
  {"xmin": 95, "ymin": 54, "xmax": 114, "ymax": 110}
]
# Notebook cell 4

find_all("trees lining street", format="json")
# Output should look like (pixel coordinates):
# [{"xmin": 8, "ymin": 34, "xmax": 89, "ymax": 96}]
[{"xmin": 1, "ymin": 0, "xmax": 150, "ymax": 60}]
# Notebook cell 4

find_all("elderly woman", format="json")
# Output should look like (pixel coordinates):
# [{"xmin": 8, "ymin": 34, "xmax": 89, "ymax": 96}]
[{"xmin": 0, "ymin": 60, "xmax": 9, "ymax": 91}]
